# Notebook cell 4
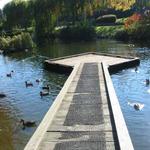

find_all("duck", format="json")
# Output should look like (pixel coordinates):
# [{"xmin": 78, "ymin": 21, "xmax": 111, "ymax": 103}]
[
  {"xmin": 133, "ymin": 103, "xmax": 144, "ymax": 111},
  {"xmin": 6, "ymin": 73, "xmax": 12, "ymax": 77},
  {"xmin": 128, "ymin": 101, "xmax": 144, "ymax": 111},
  {"xmin": 42, "ymin": 85, "xmax": 50, "ymax": 90},
  {"xmin": 0, "ymin": 93, "xmax": 6, "ymax": 98},
  {"xmin": 20, "ymin": 119, "xmax": 36, "ymax": 127},
  {"xmin": 36, "ymin": 79, "xmax": 41, "ymax": 83},
  {"xmin": 25, "ymin": 81, "xmax": 33, "ymax": 87},
  {"xmin": 145, "ymin": 79, "xmax": 150, "ymax": 86},
  {"xmin": 40, "ymin": 91, "xmax": 49, "ymax": 97}
]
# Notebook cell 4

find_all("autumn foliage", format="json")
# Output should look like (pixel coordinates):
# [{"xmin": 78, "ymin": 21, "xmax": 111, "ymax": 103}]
[{"xmin": 124, "ymin": 13, "xmax": 142, "ymax": 29}]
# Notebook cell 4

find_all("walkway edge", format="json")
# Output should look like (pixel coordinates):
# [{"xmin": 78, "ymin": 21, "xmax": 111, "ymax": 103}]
[
  {"xmin": 24, "ymin": 64, "xmax": 80, "ymax": 150},
  {"xmin": 102, "ymin": 62, "xmax": 134, "ymax": 150}
]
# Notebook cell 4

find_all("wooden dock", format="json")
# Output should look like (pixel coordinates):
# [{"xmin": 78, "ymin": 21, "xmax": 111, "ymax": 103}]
[{"xmin": 25, "ymin": 52, "xmax": 139, "ymax": 150}]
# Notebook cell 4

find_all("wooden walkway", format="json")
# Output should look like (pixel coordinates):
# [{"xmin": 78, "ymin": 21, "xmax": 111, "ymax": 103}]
[
  {"xmin": 25, "ymin": 53, "xmax": 138, "ymax": 150},
  {"xmin": 38, "ymin": 63, "xmax": 119, "ymax": 150}
]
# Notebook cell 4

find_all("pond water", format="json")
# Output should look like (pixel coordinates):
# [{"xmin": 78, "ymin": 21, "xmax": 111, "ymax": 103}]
[{"xmin": 0, "ymin": 39, "xmax": 149, "ymax": 150}]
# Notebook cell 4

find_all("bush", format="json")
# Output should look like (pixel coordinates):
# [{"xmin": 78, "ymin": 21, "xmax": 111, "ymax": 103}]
[
  {"xmin": 95, "ymin": 25, "xmax": 123, "ymax": 38},
  {"xmin": 96, "ymin": 14, "xmax": 117, "ymax": 24},
  {"xmin": 0, "ymin": 37, "xmax": 10, "ymax": 49},
  {"xmin": 57, "ymin": 25, "xmax": 96, "ymax": 41},
  {"xmin": 124, "ymin": 13, "xmax": 150, "ymax": 41},
  {"xmin": 0, "ymin": 32, "xmax": 34, "ymax": 52},
  {"xmin": 124, "ymin": 13, "xmax": 142, "ymax": 29}
]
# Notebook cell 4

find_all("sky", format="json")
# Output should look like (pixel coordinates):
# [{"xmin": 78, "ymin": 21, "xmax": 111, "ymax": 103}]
[{"xmin": 0, "ymin": 0, "xmax": 12, "ymax": 9}]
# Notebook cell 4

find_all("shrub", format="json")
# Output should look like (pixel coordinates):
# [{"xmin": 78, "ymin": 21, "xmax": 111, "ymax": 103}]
[
  {"xmin": 124, "ymin": 13, "xmax": 150, "ymax": 41},
  {"xmin": 0, "ymin": 32, "xmax": 34, "ymax": 51},
  {"xmin": 57, "ymin": 25, "xmax": 96, "ymax": 41},
  {"xmin": 96, "ymin": 14, "xmax": 117, "ymax": 24},
  {"xmin": 124, "ymin": 13, "xmax": 142, "ymax": 29},
  {"xmin": 0, "ymin": 37, "xmax": 10, "ymax": 49},
  {"xmin": 95, "ymin": 25, "xmax": 124, "ymax": 38}
]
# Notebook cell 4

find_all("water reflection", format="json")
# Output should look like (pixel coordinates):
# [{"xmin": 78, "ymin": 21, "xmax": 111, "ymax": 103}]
[
  {"xmin": 0, "ymin": 53, "xmax": 67, "ymax": 149},
  {"xmin": 112, "ymin": 48, "xmax": 150, "ymax": 150},
  {"xmin": 0, "ymin": 39, "xmax": 150, "ymax": 149}
]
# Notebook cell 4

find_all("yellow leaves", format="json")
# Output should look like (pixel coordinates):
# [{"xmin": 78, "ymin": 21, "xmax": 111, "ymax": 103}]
[{"xmin": 109, "ymin": 0, "xmax": 136, "ymax": 10}]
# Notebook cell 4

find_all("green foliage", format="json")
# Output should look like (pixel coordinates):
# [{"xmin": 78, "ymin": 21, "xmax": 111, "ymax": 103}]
[
  {"xmin": 126, "ymin": 21, "xmax": 150, "ymax": 41},
  {"xmin": 3, "ymin": 0, "xmax": 34, "ymax": 30},
  {"xmin": 95, "ymin": 25, "xmax": 124, "ymax": 38},
  {"xmin": 96, "ymin": 14, "xmax": 117, "ymax": 24},
  {"xmin": 116, "ymin": 18, "xmax": 127, "ymax": 24},
  {"xmin": 34, "ymin": 0, "xmax": 58, "ymax": 41},
  {"xmin": 0, "ymin": 32, "xmax": 34, "ymax": 51},
  {"xmin": 0, "ymin": 0, "xmax": 138, "ymax": 42},
  {"xmin": 0, "ymin": 37, "xmax": 10, "ymax": 49},
  {"xmin": 57, "ymin": 25, "xmax": 96, "ymax": 41}
]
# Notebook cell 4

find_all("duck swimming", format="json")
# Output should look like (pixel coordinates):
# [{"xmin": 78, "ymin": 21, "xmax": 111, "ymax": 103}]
[
  {"xmin": 25, "ymin": 81, "xmax": 33, "ymax": 87},
  {"xmin": 128, "ymin": 102, "xmax": 144, "ymax": 111},
  {"xmin": 40, "ymin": 91, "xmax": 49, "ymax": 97},
  {"xmin": 36, "ymin": 79, "xmax": 41, "ymax": 83},
  {"xmin": 20, "ymin": 119, "xmax": 36, "ymax": 127},
  {"xmin": 145, "ymin": 79, "xmax": 150, "ymax": 86},
  {"xmin": 133, "ymin": 103, "xmax": 144, "ymax": 111},
  {"xmin": 6, "ymin": 73, "xmax": 12, "ymax": 77},
  {"xmin": 42, "ymin": 85, "xmax": 50, "ymax": 90}
]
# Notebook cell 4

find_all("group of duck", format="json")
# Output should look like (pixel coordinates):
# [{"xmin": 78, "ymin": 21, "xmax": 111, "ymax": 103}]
[
  {"xmin": 25, "ymin": 80, "xmax": 50, "ymax": 97},
  {"xmin": 129, "ymin": 67, "xmax": 150, "ymax": 111},
  {"xmin": 0, "ymin": 70, "xmax": 52, "ymax": 129},
  {"xmin": 5, "ymin": 70, "xmax": 51, "ymax": 98}
]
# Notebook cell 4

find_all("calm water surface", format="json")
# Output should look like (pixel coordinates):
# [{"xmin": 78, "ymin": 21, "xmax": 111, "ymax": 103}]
[{"xmin": 0, "ymin": 39, "xmax": 149, "ymax": 150}]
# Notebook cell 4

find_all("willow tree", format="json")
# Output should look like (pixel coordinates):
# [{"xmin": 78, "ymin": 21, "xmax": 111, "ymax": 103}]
[
  {"xmin": 3, "ymin": 0, "xmax": 34, "ymax": 30},
  {"xmin": 34, "ymin": 0, "xmax": 136, "ymax": 40},
  {"xmin": 34, "ymin": 0, "xmax": 62, "ymax": 40}
]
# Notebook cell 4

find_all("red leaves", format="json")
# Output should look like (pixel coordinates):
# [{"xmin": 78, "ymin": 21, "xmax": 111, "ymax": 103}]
[{"xmin": 125, "ymin": 13, "xmax": 142, "ymax": 29}]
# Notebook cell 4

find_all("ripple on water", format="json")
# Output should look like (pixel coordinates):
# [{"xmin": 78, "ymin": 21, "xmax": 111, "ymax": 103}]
[
  {"xmin": 0, "ymin": 54, "xmax": 67, "ymax": 150},
  {"xmin": 112, "ymin": 54, "xmax": 150, "ymax": 150}
]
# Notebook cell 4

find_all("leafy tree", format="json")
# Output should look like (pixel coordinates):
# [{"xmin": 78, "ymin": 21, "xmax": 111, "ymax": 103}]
[
  {"xmin": 109, "ymin": 0, "xmax": 136, "ymax": 11},
  {"xmin": 3, "ymin": 0, "xmax": 34, "ymax": 30}
]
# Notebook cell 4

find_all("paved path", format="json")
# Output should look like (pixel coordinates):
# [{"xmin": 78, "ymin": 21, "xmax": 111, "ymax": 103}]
[{"xmin": 38, "ymin": 63, "xmax": 119, "ymax": 150}]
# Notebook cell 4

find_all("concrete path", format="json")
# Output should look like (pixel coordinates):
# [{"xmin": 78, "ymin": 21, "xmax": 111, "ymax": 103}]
[
  {"xmin": 37, "ymin": 63, "xmax": 119, "ymax": 150},
  {"xmin": 47, "ymin": 53, "xmax": 135, "ymax": 66}
]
